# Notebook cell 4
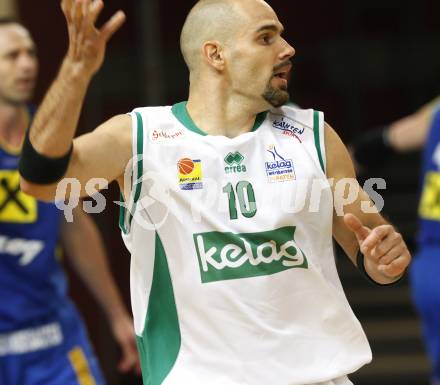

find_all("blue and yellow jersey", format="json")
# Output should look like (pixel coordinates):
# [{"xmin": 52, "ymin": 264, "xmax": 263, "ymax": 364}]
[
  {"xmin": 0, "ymin": 108, "xmax": 67, "ymax": 332},
  {"xmin": 418, "ymin": 107, "xmax": 440, "ymax": 247}
]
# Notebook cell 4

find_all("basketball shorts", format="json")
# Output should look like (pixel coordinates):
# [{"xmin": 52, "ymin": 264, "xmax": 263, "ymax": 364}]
[
  {"xmin": 410, "ymin": 245, "xmax": 440, "ymax": 380},
  {"xmin": 0, "ymin": 301, "xmax": 105, "ymax": 385}
]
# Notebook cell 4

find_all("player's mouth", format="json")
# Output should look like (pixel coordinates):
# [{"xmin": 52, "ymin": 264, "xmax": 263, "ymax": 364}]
[
  {"xmin": 272, "ymin": 62, "xmax": 292, "ymax": 87},
  {"xmin": 273, "ymin": 67, "xmax": 290, "ymax": 80},
  {"xmin": 272, "ymin": 64, "xmax": 291, "ymax": 89},
  {"xmin": 15, "ymin": 77, "xmax": 36, "ymax": 91}
]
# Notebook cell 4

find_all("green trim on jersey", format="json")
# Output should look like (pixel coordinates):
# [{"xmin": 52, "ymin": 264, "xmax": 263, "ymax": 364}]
[
  {"xmin": 313, "ymin": 110, "xmax": 325, "ymax": 173},
  {"xmin": 171, "ymin": 101, "xmax": 268, "ymax": 135},
  {"xmin": 119, "ymin": 112, "xmax": 144, "ymax": 234},
  {"xmin": 119, "ymin": 193, "xmax": 128, "ymax": 234},
  {"xmin": 137, "ymin": 232, "xmax": 181, "ymax": 385},
  {"xmin": 133, "ymin": 112, "xmax": 144, "ymax": 205}
]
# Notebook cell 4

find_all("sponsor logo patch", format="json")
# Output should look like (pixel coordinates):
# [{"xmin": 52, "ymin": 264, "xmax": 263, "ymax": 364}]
[
  {"xmin": 224, "ymin": 151, "xmax": 247, "ymax": 174},
  {"xmin": 193, "ymin": 226, "xmax": 308, "ymax": 283},
  {"xmin": 419, "ymin": 171, "xmax": 440, "ymax": 221},
  {"xmin": 0, "ymin": 170, "xmax": 37, "ymax": 223},
  {"xmin": 150, "ymin": 127, "xmax": 186, "ymax": 142},
  {"xmin": 272, "ymin": 115, "xmax": 305, "ymax": 142},
  {"xmin": 178, "ymin": 158, "xmax": 203, "ymax": 190},
  {"xmin": 265, "ymin": 145, "xmax": 295, "ymax": 183}
]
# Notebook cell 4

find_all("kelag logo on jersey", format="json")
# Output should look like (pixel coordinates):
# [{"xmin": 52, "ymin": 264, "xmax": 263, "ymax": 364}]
[
  {"xmin": 193, "ymin": 226, "xmax": 308, "ymax": 283},
  {"xmin": 265, "ymin": 145, "xmax": 295, "ymax": 183},
  {"xmin": 177, "ymin": 158, "xmax": 203, "ymax": 190},
  {"xmin": 224, "ymin": 151, "xmax": 247, "ymax": 174}
]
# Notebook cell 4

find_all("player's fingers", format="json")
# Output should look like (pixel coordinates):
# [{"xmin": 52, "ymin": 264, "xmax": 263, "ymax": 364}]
[
  {"xmin": 100, "ymin": 10, "xmax": 126, "ymax": 42},
  {"xmin": 71, "ymin": 0, "xmax": 84, "ymax": 30},
  {"xmin": 343, "ymin": 213, "xmax": 370, "ymax": 242},
  {"xmin": 371, "ymin": 231, "xmax": 403, "ymax": 260},
  {"xmin": 117, "ymin": 340, "xmax": 138, "ymax": 373},
  {"xmin": 378, "ymin": 252, "xmax": 410, "ymax": 278},
  {"xmin": 89, "ymin": 0, "xmax": 104, "ymax": 25},
  {"xmin": 61, "ymin": 0, "xmax": 73, "ymax": 21},
  {"xmin": 377, "ymin": 243, "xmax": 406, "ymax": 265},
  {"xmin": 361, "ymin": 225, "xmax": 390, "ymax": 255},
  {"xmin": 80, "ymin": 0, "xmax": 93, "ymax": 32}
]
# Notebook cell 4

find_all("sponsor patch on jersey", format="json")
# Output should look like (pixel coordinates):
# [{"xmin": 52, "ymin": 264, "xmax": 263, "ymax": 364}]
[
  {"xmin": 224, "ymin": 151, "xmax": 247, "ymax": 174},
  {"xmin": 419, "ymin": 171, "xmax": 440, "ymax": 221},
  {"xmin": 193, "ymin": 226, "xmax": 308, "ymax": 283},
  {"xmin": 0, "ymin": 170, "xmax": 37, "ymax": 223},
  {"xmin": 150, "ymin": 127, "xmax": 186, "ymax": 142},
  {"xmin": 178, "ymin": 158, "xmax": 203, "ymax": 190},
  {"xmin": 272, "ymin": 114, "xmax": 305, "ymax": 142},
  {"xmin": 265, "ymin": 145, "xmax": 295, "ymax": 183},
  {"xmin": 0, "ymin": 235, "xmax": 44, "ymax": 266}
]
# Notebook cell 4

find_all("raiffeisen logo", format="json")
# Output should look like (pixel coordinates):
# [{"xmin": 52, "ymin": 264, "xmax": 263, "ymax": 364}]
[
  {"xmin": 265, "ymin": 145, "xmax": 295, "ymax": 183},
  {"xmin": 224, "ymin": 151, "xmax": 247, "ymax": 174},
  {"xmin": 193, "ymin": 226, "xmax": 308, "ymax": 283}
]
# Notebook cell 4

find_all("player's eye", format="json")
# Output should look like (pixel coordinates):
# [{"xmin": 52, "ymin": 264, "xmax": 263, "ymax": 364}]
[
  {"xmin": 6, "ymin": 51, "xmax": 19, "ymax": 60},
  {"xmin": 27, "ymin": 48, "xmax": 37, "ymax": 58},
  {"xmin": 259, "ymin": 34, "xmax": 274, "ymax": 45}
]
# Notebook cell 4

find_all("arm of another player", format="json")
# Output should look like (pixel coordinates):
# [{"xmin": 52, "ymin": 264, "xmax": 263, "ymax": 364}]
[
  {"xmin": 60, "ymin": 205, "xmax": 140, "ymax": 373},
  {"xmin": 20, "ymin": 0, "xmax": 130, "ymax": 201},
  {"xmin": 325, "ymin": 122, "xmax": 412, "ymax": 284},
  {"xmin": 388, "ymin": 96, "xmax": 440, "ymax": 152},
  {"xmin": 352, "ymin": 96, "xmax": 440, "ymax": 169}
]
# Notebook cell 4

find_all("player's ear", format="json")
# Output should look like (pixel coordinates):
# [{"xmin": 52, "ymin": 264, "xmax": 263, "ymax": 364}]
[{"xmin": 203, "ymin": 41, "xmax": 225, "ymax": 71}]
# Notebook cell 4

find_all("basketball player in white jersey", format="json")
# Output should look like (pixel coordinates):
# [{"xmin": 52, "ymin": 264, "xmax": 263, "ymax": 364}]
[{"xmin": 19, "ymin": 1, "xmax": 412, "ymax": 384}]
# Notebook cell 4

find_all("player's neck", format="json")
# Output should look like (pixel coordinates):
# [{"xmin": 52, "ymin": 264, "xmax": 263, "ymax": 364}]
[
  {"xmin": 187, "ymin": 88, "xmax": 268, "ymax": 138},
  {"xmin": 0, "ymin": 102, "xmax": 28, "ymax": 148}
]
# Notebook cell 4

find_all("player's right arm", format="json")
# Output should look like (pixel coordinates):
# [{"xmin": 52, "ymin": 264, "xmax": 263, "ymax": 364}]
[{"xmin": 19, "ymin": 0, "xmax": 128, "ymax": 201}]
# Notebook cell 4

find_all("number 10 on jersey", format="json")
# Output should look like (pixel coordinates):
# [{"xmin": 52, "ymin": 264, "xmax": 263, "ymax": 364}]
[{"xmin": 222, "ymin": 181, "xmax": 257, "ymax": 220}]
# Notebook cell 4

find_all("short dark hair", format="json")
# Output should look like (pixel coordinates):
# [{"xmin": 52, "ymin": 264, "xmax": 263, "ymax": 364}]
[{"xmin": 0, "ymin": 17, "xmax": 24, "ymax": 28}]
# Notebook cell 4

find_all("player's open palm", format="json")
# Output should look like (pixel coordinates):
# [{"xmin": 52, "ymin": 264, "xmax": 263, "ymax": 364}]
[{"xmin": 61, "ymin": 0, "xmax": 125, "ymax": 77}]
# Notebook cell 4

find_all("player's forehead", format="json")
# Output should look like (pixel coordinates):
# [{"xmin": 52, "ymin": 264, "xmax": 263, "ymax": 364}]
[
  {"xmin": 234, "ymin": 0, "xmax": 283, "ymax": 36},
  {"xmin": 0, "ymin": 24, "xmax": 35, "ymax": 55}
]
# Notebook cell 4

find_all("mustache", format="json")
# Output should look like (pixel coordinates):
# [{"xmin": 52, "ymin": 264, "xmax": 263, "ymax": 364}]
[{"xmin": 273, "ymin": 59, "xmax": 292, "ymax": 74}]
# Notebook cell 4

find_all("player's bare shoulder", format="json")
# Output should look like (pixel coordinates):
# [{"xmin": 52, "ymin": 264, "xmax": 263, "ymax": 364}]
[
  {"xmin": 93, "ymin": 114, "xmax": 133, "ymax": 162},
  {"xmin": 97, "ymin": 114, "xmax": 134, "ymax": 194}
]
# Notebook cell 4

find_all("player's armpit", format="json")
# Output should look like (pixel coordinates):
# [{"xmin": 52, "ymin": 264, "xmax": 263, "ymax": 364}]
[{"xmin": 20, "ymin": 114, "xmax": 132, "ymax": 202}]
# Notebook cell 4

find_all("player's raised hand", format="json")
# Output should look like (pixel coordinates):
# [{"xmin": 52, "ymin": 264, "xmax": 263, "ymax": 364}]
[
  {"xmin": 343, "ymin": 213, "xmax": 411, "ymax": 281},
  {"xmin": 61, "ymin": 0, "xmax": 125, "ymax": 77}
]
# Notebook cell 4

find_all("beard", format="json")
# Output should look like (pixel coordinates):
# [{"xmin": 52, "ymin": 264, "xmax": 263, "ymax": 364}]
[
  {"xmin": 0, "ymin": 89, "xmax": 33, "ymax": 107},
  {"xmin": 262, "ymin": 81, "xmax": 289, "ymax": 108}
]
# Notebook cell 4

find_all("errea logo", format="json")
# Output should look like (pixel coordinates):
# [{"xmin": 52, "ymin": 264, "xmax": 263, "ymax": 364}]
[
  {"xmin": 193, "ymin": 226, "xmax": 308, "ymax": 283},
  {"xmin": 224, "ymin": 152, "xmax": 247, "ymax": 174}
]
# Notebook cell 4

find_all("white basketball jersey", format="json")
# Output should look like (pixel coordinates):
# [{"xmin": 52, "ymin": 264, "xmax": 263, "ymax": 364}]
[{"xmin": 120, "ymin": 102, "xmax": 372, "ymax": 385}]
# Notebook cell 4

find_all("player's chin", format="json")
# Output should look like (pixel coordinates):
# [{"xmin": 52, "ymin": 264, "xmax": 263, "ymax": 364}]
[{"xmin": 9, "ymin": 91, "xmax": 33, "ymax": 105}]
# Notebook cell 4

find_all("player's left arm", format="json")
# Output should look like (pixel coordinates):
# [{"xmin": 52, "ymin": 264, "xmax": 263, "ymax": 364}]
[
  {"xmin": 325, "ymin": 122, "xmax": 412, "ymax": 284},
  {"xmin": 60, "ymin": 205, "xmax": 139, "ymax": 373}
]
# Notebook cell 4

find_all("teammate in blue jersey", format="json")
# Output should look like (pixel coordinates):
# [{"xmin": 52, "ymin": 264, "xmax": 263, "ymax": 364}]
[
  {"xmin": 0, "ymin": 18, "xmax": 138, "ymax": 385},
  {"xmin": 352, "ymin": 97, "xmax": 440, "ymax": 385}
]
